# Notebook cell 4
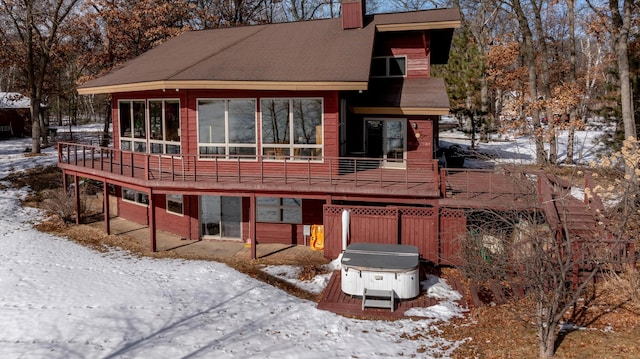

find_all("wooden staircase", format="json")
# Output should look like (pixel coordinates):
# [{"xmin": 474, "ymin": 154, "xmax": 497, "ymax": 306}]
[{"xmin": 362, "ymin": 288, "xmax": 395, "ymax": 312}]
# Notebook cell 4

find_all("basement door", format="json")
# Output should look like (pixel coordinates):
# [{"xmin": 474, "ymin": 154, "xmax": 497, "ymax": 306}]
[{"xmin": 200, "ymin": 196, "xmax": 242, "ymax": 240}]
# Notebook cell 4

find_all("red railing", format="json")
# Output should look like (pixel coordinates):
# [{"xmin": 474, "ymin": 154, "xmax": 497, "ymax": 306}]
[{"xmin": 57, "ymin": 142, "xmax": 440, "ymax": 194}]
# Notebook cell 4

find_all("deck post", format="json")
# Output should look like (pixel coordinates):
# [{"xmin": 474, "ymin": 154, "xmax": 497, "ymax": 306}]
[
  {"xmin": 103, "ymin": 181, "xmax": 110, "ymax": 235},
  {"xmin": 149, "ymin": 189, "xmax": 157, "ymax": 252},
  {"xmin": 250, "ymin": 194, "xmax": 257, "ymax": 260},
  {"xmin": 74, "ymin": 174, "xmax": 80, "ymax": 225}
]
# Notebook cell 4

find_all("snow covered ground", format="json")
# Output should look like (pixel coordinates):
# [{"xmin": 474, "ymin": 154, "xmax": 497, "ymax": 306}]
[{"xmin": 0, "ymin": 132, "xmax": 466, "ymax": 358}]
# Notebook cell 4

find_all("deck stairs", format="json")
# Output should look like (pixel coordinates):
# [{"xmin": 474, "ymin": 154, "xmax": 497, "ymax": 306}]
[{"xmin": 362, "ymin": 288, "xmax": 395, "ymax": 312}]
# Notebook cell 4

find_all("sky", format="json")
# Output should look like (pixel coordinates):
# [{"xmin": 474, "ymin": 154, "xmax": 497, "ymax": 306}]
[{"xmin": 0, "ymin": 122, "xmax": 610, "ymax": 358}]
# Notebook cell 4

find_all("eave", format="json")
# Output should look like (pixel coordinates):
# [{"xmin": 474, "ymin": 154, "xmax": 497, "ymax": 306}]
[
  {"xmin": 375, "ymin": 20, "xmax": 462, "ymax": 32},
  {"xmin": 77, "ymin": 80, "xmax": 370, "ymax": 95},
  {"xmin": 351, "ymin": 106, "xmax": 450, "ymax": 116}
]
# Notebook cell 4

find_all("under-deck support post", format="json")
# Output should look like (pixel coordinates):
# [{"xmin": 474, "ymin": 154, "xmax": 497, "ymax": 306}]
[
  {"xmin": 103, "ymin": 181, "xmax": 110, "ymax": 235},
  {"xmin": 149, "ymin": 190, "xmax": 156, "ymax": 252},
  {"xmin": 74, "ymin": 174, "xmax": 80, "ymax": 225},
  {"xmin": 250, "ymin": 193, "xmax": 256, "ymax": 260}
]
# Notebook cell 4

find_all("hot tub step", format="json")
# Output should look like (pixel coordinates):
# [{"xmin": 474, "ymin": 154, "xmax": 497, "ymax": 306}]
[{"xmin": 362, "ymin": 288, "xmax": 394, "ymax": 312}]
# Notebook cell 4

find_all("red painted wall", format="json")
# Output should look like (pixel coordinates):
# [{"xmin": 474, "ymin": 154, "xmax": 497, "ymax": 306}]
[{"xmin": 373, "ymin": 32, "xmax": 430, "ymax": 78}]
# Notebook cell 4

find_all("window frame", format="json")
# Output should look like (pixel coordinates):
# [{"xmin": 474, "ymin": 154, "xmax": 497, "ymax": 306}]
[
  {"xmin": 256, "ymin": 197, "xmax": 302, "ymax": 224},
  {"xmin": 196, "ymin": 98, "xmax": 258, "ymax": 161},
  {"xmin": 260, "ymin": 97, "xmax": 324, "ymax": 162},
  {"xmin": 148, "ymin": 99, "xmax": 181, "ymax": 155},
  {"xmin": 166, "ymin": 194, "xmax": 184, "ymax": 216},
  {"xmin": 370, "ymin": 56, "xmax": 407, "ymax": 78},
  {"xmin": 118, "ymin": 100, "xmax": 147, "ymax": 153},
  {"xmin": 122, "ymin": 187, "xmax": 149, "ymax": 207}
]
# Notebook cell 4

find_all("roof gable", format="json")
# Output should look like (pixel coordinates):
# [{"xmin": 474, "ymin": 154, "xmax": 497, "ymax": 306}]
[{"xmin": 78, "ymin": 8, "xmax": 460, "ymax": 95}]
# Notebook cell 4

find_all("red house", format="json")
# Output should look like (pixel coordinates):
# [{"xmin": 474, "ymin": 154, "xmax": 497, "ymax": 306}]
[{"xmin": 62, "ymin": 4, "xmax": 472, "ymax": 262}]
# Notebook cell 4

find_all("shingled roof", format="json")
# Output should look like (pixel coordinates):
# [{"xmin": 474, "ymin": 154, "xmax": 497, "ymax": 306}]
[{"xmin": 78, "ymin": 8, "xmax": 460, "ymax": 95}]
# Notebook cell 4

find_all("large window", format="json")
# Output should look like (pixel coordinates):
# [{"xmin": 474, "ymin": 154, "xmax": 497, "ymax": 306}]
[
  {"xmin": 197, "ymin": 99, "xmax": 257, "ymax": 159},
  {"xmin": 118, "ymin": 99, "xmax": 181, "ymax": 154},
  {"xmin": 122, "ymin": 188, "xmax": 149, "ymax": 206},
  {"xmin": 261, "ymin": 98, "xmax": 323, "ymax": 160},
  {"xmin": 119, "ymin": 100, "xmax": 146, "ymax": 152},
  {"xmin": 256, "ymin": 197, "xmax": 302, "ymax": 223},
  {"xmin": 149, "ymin": 100, "xmax": 181, "ymax": 154},
  {"xmin": 370, "ymin": 56, "xmax": 407, "ymax": 78}
]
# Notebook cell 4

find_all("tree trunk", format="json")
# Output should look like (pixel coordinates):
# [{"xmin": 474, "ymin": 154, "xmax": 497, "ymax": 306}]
[
  {"xmin": 511, "ymin": 0, "xmax": 546, "ymax": 164},
  {"xmin": 610, "ymin": 0, "xmax": 637, "ymax": 176}
]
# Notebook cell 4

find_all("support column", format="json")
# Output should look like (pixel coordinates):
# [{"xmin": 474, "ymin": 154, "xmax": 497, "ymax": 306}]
[
  {"xmin": 62, "ymin": 171, "xmax": 68, "ymax": 195},
  {"xmin": 149, "ymin": 190, "xmax": 156, "ymax": 252},
  {"xmin": 74, "ymin": 175, "xmax": 80, "ymax": 225},
  {"xmin": 250, "ymin": 194, "xmax": 256, "ymax": 260},
  {"xmin": 103, "ymin": 181, "xmax": 110, "ymax": 235}
]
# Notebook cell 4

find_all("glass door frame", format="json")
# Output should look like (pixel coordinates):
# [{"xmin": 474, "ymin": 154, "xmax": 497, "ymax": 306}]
[
  {"xmin": 364, "ymin": 118, "xmax": 407, "ymax": 169},
  {"xmin": 199, "ymin": 195, "xmax": 242, "ymax": 240}
]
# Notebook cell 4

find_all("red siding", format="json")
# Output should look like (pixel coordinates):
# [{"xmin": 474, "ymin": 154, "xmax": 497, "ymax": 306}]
[
  {"xmin": 407, "ymin": 117, "xmax": 435, "ymax": 161},
  {"xmin": 117, "ymin": 197, "xmax": 149, "ymax": 225},
  {"xmin": 341, "ymin": 1, "xmax": 365, "ymax": 29},
  {"xmin": 374, "ymin": 32, "xmax": 430, "ymax": 78},
  {"xmin": 154, "ymin": 194, "xmax": 193, "ymax": 239},
  {"xmin": 439, "ymin": 208, "xmax": 466, "ymax": 266}
]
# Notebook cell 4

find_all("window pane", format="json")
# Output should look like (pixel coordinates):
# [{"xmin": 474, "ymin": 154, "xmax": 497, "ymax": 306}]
[
  {"xmin": 133, "ymin": 141, "xmax": 146, "ymax": 153},
  {"xmin": 293, "ymin": 99, "xmax": 322, "ymax": 144},
  {"xmin": 165, "ymin": 100, "xmax": 180, "ymax": 142},
  {"xmin": 282, "ymin": 198, "xmax": 301, "ymax": 206},
  {"xmin": 198, "ymin": 100, "xmax": 225, "ymax": 143},
  {"xmin": 389, "ymin": 57, "xmax": 406, "ymax": 76},
  {"xmin": 282, "ymin": 208, "xmax": 302, "ymax": 223},
  {"xmin": 120, "ymin": 140, "xmax": 131, "ymax": 151},
  {"xmin": 149, "ymin": 101, "xmax": 163, "ymax": 140},
  {"xmin": 263, "ymin": 147, "xmax": 289, "ymax": 158},
  {"xmin": 133, "ymin": 101, "xmax": 146, "ymax": 139},
  {"xmin": 150, "ymin": 143, "xmax": 163, "ymax": 153},
  {"xmin": 371, "ymin": 57, "xmax": 387, "ymax": 77},
  {"xmin": 122, "ymin": 188, "xmax": 135, "ymax": 201},
  {"xmin": 119, "ymin": 102, "xmax": 131, "ymax": 138},
  {"xmin": 228, "ymin": 99, "xmax": 256, "ymax": 144},
  {"xmin": 166, "ymin": 144, "xmax": 180, "ymax": 154},
  {"xmin": 199, "ymin": 146, "xmax": 225, "ymax": 157},
  {"xmin": 261, "ymin": 99, "xmax": 290, "ymax": 144},
  {"xmin": 138, "ymin": 193, "xmax": 149, "ymax": 205},
  {"xmin": 229, "ymin": 147, "xmax": 256, "ymax": 157},
  {"xmin": 167, "ymin": 194, "xmax": 183, "ymax": 214},
  {"xmin": 257, "ymin": 197, "xmax": 278, "ymax": 205}
]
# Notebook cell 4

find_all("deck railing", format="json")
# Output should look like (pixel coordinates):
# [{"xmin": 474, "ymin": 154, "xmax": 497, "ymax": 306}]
[{"xmin": 57, "ymin": 142, "xmax": 440, "ymax": 193}]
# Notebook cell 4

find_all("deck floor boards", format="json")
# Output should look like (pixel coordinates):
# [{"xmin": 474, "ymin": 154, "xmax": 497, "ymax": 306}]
[{"xmin": 317, "ymin": 270, "xmax": 468, "ymax": 320}]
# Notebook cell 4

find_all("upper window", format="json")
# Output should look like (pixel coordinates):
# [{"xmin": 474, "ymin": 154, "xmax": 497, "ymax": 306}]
[
  {"xmin": 197, "ymin": 99, "xmax": 257, "ymax": 159},
  {"xmin": 149, "ymin": 100, "xmax": 181, "ymax": 154},
  {"xmin": 118, "ymin": 99, "xmax": 181, "ymax": 154},
  {"xmin": 119, "ymin": 100, "xmax": 146, "ymax": 152},
  {"xmin": 260, "ymin": 98, "xmax": 323, "ymax": 161},
  {"xmin": 371, "ymin": 56, "xmax": 407, "ymax": 78}
]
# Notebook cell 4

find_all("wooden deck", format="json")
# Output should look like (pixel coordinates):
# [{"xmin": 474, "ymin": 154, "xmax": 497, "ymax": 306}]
[
  {"xmin": 440, "ymin": 168, "xmax": 539, "ymax": 210},
  {"xmin": 58, "ymin": 142, "xmax": 440, "ymax": 197},
  {"xmin": 317, "ymin": 270, "xmax": 469, "ymax": 320}
]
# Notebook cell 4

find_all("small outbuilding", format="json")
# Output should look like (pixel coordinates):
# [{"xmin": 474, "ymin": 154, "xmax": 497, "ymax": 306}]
[{"xmin": 0, "ymin": 92, "xmax": 31, "ymax": 138}]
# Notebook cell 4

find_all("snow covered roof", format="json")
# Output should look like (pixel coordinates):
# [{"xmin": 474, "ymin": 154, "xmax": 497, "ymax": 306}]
[{"xmin": 0, "ymin": 92, "xmax": 31, "ymax": 109}]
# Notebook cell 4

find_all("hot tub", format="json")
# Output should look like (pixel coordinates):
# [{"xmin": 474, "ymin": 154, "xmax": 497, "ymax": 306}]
[{"xmin": 340, "ymin": 243, "xmax": 420, "ymax": 299}]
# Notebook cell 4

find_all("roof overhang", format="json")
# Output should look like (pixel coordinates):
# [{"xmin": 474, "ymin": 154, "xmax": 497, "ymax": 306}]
[
  {"xmin": 77, "ymin": 80, "xmax": 369, "ymax": 95},
  {"xmin": 375, "ymin": 20, "xmax": 461, "ymax": 32},
  {"xmin": 351, "ymin": 106, "xmax": 449, "ymax": 116}
]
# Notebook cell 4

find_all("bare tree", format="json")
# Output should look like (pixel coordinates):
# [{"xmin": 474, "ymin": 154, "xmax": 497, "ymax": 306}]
[
  {"xmin": 0, "ymin": 0, "xmax": 82, "ymax": 153},
  {"xmin": 456, "ymin": 160, "xmax": 636, "ymax": 358}
]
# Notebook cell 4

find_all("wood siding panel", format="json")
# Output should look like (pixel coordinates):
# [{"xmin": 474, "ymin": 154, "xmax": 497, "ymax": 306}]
[
  {"xmin": 439, "ymin": 208, "xmax": 466, "ymax": 266},
  {"xmin": 373, "ymin": 32, "xmax": 430, "ymax": 78},
  {"xmin": 406, "ymin": 117, "xmax": 435, "ymax": 162},
  {"xmin": 400, "ymin": 207, "xmax": 438, "ymax": 262},
  {"xmin": 117, "ymin": 197, "xmax": 149, "ymax": 225},
  {"xmin": 154, "ymin": 194, "xmax": 192, "ymax": 239}
]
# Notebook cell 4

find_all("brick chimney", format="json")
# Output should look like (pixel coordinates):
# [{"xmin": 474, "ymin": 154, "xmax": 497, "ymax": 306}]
[{"xmin": 342, "ymin": 0, "xmax": 366, "ymax": 30}]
